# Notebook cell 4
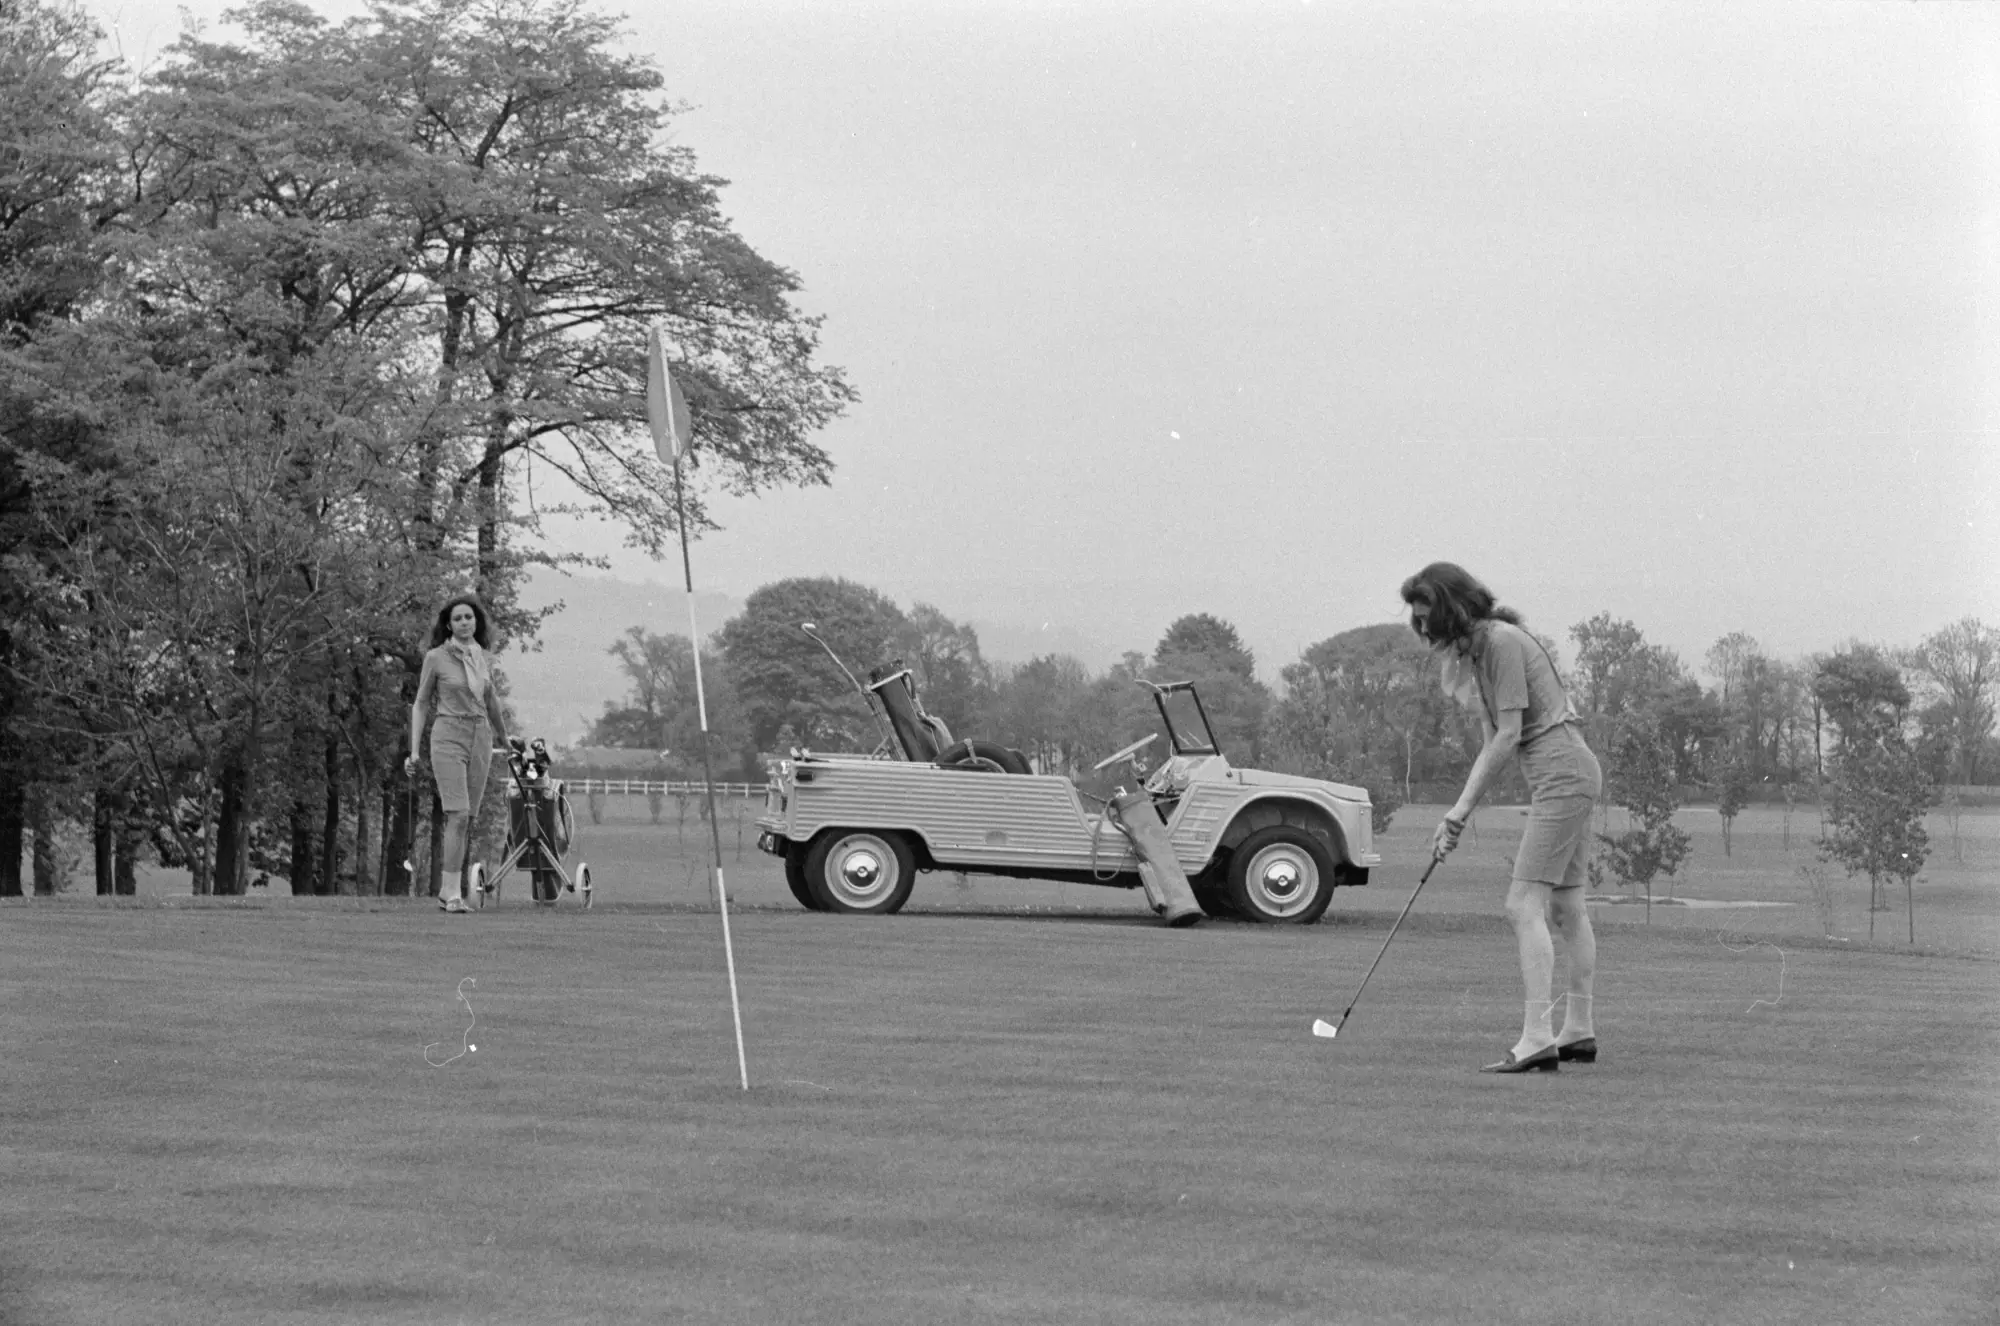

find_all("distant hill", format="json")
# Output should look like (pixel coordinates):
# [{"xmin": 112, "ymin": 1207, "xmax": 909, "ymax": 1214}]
[{"xmin": 498, "ymin": 569, "xmax": 742, "ymax": 745}]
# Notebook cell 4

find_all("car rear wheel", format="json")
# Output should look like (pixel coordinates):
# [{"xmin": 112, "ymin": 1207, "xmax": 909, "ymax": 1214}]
[
  {"xmin": 1225, "ymin": 826, "xmax": 1336, "ymax": 924},
  {"xmin": 803, "ymin": 829, "xmax": 917, "ymax": 915}
]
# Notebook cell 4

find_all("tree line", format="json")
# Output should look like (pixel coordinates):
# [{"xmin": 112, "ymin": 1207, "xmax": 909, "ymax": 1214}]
[
  {"xmin": 588, "ymin": 577, "xmax": 1997, "ymax": 895},
  {"xmin": 0, "ymin": 0, "xmax": 851, "ymax": 895}
]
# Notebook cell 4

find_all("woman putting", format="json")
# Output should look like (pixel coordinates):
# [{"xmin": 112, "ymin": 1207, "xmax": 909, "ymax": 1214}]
[
  {"xmin": 1401, "ymin": 563, "xmax": 1602, "ymax": 1073},
  {"xmin": 407, "ymin": 594, "xmax": 511, "ymax": 914}
]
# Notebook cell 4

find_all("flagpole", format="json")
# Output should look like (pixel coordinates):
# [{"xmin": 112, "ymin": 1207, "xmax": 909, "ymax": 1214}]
[{"xmin": 652, "ymin": 327, "xmax": 748, "ymax": 1092}]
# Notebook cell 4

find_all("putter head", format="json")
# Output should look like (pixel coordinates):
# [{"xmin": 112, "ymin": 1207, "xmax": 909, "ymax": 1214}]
[{"xmin": 1311, "ymin": 1018, "xmax": 1339, "ymax": 1039}]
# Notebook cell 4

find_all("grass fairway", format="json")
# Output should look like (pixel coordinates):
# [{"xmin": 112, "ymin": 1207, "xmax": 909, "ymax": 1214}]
[{"xmin": 4, "ymin": 888, "xmax": 1996, "ymax": 1324}]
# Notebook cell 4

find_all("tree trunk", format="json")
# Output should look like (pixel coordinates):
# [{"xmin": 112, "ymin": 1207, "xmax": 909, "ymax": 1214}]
[
  {"xmin": 0, "ymin": 770, "xmax": 21, "ymax": 897},
  {"xmin": 30, "ymin": 784, "xmax": 59, "ymax": 895},
  {"xmin": 321, "ymin": 732, "xmax": 341, "ymax": 895},
  {"xmin": 476, "ymin": 436, "xmax": 506, "ymax": 595},
  {"xmin": 289, "ymin": 789, "xmax": 318, "ymax": 896},
  {"xmin": 213, "ymin": 759, "xmax": 248, "ymax": 895},
  {"xmin": 288, "ymin": 716, "xmax": 322, "ymax": 895},
  {"xmin": 114, "ymin": 812, "xmax": 138, "ymax": 896},
  {"xmin": 427, "ymin": 785, "xmax": 445, "ymax": 898},
  {"xmin": 383, "ymin": 761, "xmax": 414, "ymax": 896},
  {"xmin": 94, "ymin": 789, "xmax": 114, "ymax": 895},
  {"xmin": 353, "ymin": 761, "xmax": 376, "ymax": 896},
  {"xmin": 191, "ymin": 786, "xmax": 215, "ymax": 896}
]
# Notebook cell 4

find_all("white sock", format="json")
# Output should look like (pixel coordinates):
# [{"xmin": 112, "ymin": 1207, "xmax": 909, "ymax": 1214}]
[
  {"xmin": 1516, "ymin": 1000, "xmax": 1554, "ymax": 1055},
  {"xmin": 1559, "ymin": 994, "xmax": 1594, "ymax": 1041}
]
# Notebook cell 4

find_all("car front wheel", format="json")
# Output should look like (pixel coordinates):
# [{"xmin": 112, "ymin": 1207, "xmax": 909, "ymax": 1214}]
[
  {"xmin": 783, "ymin": 844, "xmax": 823, "ymax": 911},
  {"xmin": 803, "ymin": 829, "xmax": 917, "ymax": 915},
  {"xmin": 1225, "ymin": 826, "xmax": 1336, "ymax": 924}
]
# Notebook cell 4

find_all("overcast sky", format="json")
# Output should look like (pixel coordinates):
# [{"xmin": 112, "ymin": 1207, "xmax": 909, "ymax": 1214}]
[{"xmin": 92, "ymin": 0, "xmax": 2000, "ymax": 677}]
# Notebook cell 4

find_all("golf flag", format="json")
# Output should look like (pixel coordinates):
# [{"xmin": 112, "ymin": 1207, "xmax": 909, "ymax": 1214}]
[{"xmin": 646, "ymin": 325, "xmax": 692, "ymax": 465}]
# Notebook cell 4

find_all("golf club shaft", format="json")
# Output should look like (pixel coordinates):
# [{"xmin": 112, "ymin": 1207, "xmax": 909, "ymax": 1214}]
[{"xmin": 1337, "ymin": 854, "xmax": 1441, "ymax": 1027}]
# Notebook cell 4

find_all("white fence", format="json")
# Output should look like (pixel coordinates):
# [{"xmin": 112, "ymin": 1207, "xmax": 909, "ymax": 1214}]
[{"xmin": 569, "ymin": 780, "xmax": 765, "ymax": 798}]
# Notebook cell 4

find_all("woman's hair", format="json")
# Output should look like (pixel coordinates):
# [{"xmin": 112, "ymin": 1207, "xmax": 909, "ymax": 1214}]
[
  {"xmin": 1399, "ymin": 562, "xmax": 1522, "ymax": 646},
  {"xmin": 428, "ymin": 594, "xmax": 492, "ymax": 650}
]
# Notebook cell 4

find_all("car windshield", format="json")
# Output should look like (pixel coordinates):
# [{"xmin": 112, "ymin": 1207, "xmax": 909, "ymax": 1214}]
[{"xmin": 1154, "ymin": 685, "xmax": 1219, "ymax": 755}]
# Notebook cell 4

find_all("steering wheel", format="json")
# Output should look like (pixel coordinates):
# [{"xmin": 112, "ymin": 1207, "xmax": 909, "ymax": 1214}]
[{"xmin": 1091, "ymin": 733, "xmax": 1157, "ymax": 771}]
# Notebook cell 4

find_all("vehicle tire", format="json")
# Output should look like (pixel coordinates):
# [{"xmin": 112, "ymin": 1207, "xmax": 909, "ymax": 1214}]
[
  {"xmin": 575, "ymin": 862, "xmax": 592, "ymax": 907},
  {"xmin": 802, "ymin": 829, "xmax": 917, "ymax": 915},
  {"xmin": 1188, "ymin": 862, "xmax": 1239, "ymax": 919},
  {"xmin": 469, "ymin": 861, "xmax": 488, "ymax": 909},
  {"xmin": 936, "ymin": 740, "xmax": 1032, "ymax": 775},
  {"xmin": 1224, "ymin": 826, "xmax": 1336, "ymax": 924},
  {"xmin": 783, "ymin": 845, "xmax": 822, "ymax": 911}
]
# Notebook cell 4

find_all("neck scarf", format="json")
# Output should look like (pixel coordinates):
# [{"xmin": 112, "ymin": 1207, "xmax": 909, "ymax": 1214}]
[
  {"xmin": 446, "ymin": 638, "xmax": 489, "ymax": 704},
  {"xmin": 1437, "ymin": 621, "xmax": 1488, "ymax": 715},
  {"xmin": 1438, "ymin": 646, "xmax": 1480, "ymax": 713}
]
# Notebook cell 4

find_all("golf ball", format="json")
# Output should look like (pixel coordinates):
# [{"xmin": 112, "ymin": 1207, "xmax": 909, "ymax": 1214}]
[{"xmin": 469, "ymin": 1044, "xmax": 477, "ymax": 1052}]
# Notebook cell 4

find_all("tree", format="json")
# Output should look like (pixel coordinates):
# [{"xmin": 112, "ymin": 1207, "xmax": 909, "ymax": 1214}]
[
  {"xmin": 1713, "ymin": 753, "xmax": 1750, "ymax": 857},
  {"xmin": 1155, "ymin": 613, "xmax": 1256, "ymax": 682},
  {"xmin": 1266, "ymin": 623, "xmax": 1446, "ymax": 831},
  {"xmin": 1594, "ymin": 713, "xmax": 1692, "ymax": 914},
  {"xmin": 1813, "ymin": 645, "xmax": 1909, "ymax": 746},
  {"xmin": 716, "ymin": 577, "xmax": 908, "ymax": 753},
  {"xmin": 1151, "ymin": 613, "xmax": 1268, "ymax": 765},
  {"xmin": 1902, "ymin": 618, "xmax": 1997, "ymax": 786},
  {"xmin": 987, "ymin": 653, "xmax": 1098, "ymax": 775},
  {"xmin": 1816, "ymin": 646, "xmax": 1933, "ymax": 939},
  {"xmin": 0, "ymin": 0, "xmax": 854, "ymax": 897},
  {"xmin": 0, "ymin": 0, "xmax": 126, "ymax": 896},
  {"xmin": 1704, "ymin": 632, "xmax": 1761, "ymax": 710},
  {"xmin": 586, "ymin": 626, "xmax": 748, "ymax": 776},
  {"xmin": 350, "ymin": 0, "xmax": 854, "ymax": 586},
  {"xmin": 1822, "ymin": 732, "xmax": 1932, "ymax": 943},
  {"xmin": 595, "ymin": 626, "xmax": 682, "ymax": 750},
  {"xmin": 901, "ymin": 602, "xmax": 994, "ymax": 743}
]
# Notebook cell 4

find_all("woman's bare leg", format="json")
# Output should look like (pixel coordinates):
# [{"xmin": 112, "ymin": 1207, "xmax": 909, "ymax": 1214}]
[
  {"xmin": 440, "ymin": 810, "xmax": 470, "ymax": 896},
  {"xmin": 1503, "ymin": 877, "xmax": 1557, "ymax": 1058}
]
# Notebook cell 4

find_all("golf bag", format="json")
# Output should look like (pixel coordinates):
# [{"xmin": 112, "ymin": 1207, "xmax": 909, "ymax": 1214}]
[{"xmin": 473, "ymin": 738, "xmax": 592, "ymax": 908}]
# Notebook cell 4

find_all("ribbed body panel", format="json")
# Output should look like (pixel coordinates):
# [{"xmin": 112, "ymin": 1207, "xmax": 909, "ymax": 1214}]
[
  {"xmin": 762, "ymin": 761, "xmax": 1145, "ymax": 871},
  {"xmin": 756, "ymin": 758, "xmax": 1382, "ymax": 875}
]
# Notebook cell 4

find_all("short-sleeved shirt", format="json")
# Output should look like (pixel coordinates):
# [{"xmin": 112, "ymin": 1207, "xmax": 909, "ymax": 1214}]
[
  {"xmin": 1470, "ymin": 620, "xmax": 1600, "ymax": 801},
  {"xmin": 416, "ymin": 645, "xmax": 507, "ymax": 730}
]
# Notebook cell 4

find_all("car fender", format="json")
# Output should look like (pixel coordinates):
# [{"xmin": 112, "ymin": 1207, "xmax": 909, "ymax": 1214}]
[{"xmin": 1166, "ymin": 785, "xmax": 1373, "ymax": 872}]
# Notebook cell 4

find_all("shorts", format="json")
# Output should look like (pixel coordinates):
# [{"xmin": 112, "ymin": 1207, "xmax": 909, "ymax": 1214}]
[
  {"xmin": 428, "ymin": 716, "xmax": 493, "ymax": 815},
  {"xmin": 1513, "ymin": 794, "xmax": 1596, "ymax": 890}
]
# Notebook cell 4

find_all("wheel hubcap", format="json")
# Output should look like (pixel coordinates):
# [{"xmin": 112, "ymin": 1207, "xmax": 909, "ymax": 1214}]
[
  {"xmin": 840, "ymin": 851, "xmax": 881, "ymax": 890},
  {"xmin": 827, "ymin": 835, "xmax": 898, "ymax": 905},
  {"xmin": 1246, "ymin": 844, "xmax": 1318, "ymax": 918}
]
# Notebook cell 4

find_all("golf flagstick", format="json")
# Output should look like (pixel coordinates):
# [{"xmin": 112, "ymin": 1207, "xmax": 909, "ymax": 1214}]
[
  {"xmin": 650, "ymin": 326, "xmax": 749, "ymax": 1091},
  {"xmin": 1312, "ymin": 851, "xmax": 1444, "ymax": 1040}
]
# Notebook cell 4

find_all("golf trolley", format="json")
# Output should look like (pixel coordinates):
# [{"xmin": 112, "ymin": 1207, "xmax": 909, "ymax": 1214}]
[{"xmin": 470, "ymin": 737, "xmax": 592, "ymax": 908}]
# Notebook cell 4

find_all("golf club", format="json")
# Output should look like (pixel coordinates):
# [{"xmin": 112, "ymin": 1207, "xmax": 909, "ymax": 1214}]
[
  {"xmin": 1311, "ymin": 849, "xmax": 1445, "ymax": 1039},
  {"xmin": 799, "ymin": 621, "xmax": 896, "ymax": 752}
]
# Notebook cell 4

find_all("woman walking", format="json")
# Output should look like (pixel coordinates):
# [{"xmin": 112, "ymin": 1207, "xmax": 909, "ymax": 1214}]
[
  {"xmin": 407, "ymin": 595, "xmax": 511, "ymax": 913},
  {"xmin": 1401, "ymin": 563, "xmax": 1603, "ymax": 1073}
]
